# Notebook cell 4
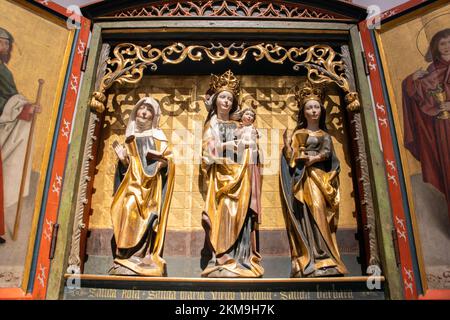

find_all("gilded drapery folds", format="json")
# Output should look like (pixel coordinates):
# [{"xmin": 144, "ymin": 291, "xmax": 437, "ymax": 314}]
[
  {"xmin": 109, "ymin": 97, "xmax": 175, "ymax": 277},
  {"xmin": 280, "ymin": 82, "xmax": 348, "ymax": 278},
  {"xmin": 201, "ymin": 119, "xmax": 264, "ymax": 278},
  {"xmin": 200, "ymin": 70, "xmax": 264, "ymax": 278}
]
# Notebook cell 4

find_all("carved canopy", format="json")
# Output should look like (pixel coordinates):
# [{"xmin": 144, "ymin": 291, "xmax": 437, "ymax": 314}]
[{"xmin": 82, "ymin": 0, "xmax": 367, "ymax": 22}]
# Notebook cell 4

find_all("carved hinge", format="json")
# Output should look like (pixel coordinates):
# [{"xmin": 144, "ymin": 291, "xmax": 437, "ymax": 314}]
[
  {"xmin": 361, "ymin": 51, "xmax": 370, "ymax": 76},
  {"xmin": 81, "ymin": 48, "xmax": 90, "ymax": 72},
  {"xmin": 49, "ymin": 223, "xmax": 60, "ymax": 260},
  {"xmin": 391, "ymin": 228, "xmax": 401, "ymax": 267}
]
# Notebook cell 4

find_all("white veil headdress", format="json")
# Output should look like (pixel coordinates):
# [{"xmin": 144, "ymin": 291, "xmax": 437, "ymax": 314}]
[{"xmin": 125, "ymin": 97, "xmax": 167, "ymax": 141}]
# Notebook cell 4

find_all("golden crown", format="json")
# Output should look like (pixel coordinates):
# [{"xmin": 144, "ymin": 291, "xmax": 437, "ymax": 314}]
[
  {"xmin": 210, "ymin": 70, "xmax": 240, "ymax": 97},
  {"xmin": 295, "ymin": 81, "xmax": 324, "ymax": 107}
]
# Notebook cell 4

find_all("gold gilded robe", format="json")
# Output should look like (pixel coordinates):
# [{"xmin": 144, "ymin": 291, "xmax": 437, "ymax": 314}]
[
  {"xmin": 110, "ymin": 136, "xmax": 175, "ymax": 276},
  {"xmin": 201, "ymin": 118, "xmax": 263, "ymax": 278},
  {"xmin": 280, "ymin": 129, "xmax": 348, "ymax": 277}
]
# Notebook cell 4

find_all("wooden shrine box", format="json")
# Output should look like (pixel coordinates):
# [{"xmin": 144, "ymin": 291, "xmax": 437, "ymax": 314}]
[{"xmin": 54, "ymin": 0, "xmax": 391, "ymax": 301}]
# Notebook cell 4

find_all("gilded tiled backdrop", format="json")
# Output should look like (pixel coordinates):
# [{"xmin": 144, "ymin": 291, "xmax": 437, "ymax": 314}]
[{"xmin": 90, "ymin": 75, "xmax": 356, "ymax": 231}]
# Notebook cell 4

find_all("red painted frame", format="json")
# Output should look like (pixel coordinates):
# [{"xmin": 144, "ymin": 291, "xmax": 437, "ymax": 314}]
[
  {"xmin": 0, "ymin": 0, "xmax": 90, "ymax": 300},
  {"xmin": 360, "ymin": 0, "xmax": 450, "ymax": 300}
]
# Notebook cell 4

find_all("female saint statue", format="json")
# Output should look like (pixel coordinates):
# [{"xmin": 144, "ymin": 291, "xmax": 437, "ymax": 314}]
[
  {"xmin": 109, "ymin": 97, "xmax": 175, "ymax": 276},
  {"xmin": 201, "ymin": 70, "xmax": 264, "ymax": 278},
  {"xmin": 280, "ymin": 81, "xmax": 348, "ymax": 278}
]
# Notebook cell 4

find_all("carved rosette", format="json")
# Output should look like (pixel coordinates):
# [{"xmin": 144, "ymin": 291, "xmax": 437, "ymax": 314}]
[{"xmin": 90, "ymin": 42, "xmax": 361, "ymax": 113}]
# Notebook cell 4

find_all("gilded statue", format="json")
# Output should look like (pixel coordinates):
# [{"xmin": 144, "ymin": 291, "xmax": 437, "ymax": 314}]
[
  {"xmin": 109, "ymin": 97, "xmax": 175, "ymax": 276},
  {"xmin": 201, "ymin": 70, "xmax": 264, "ymax": 278},
  {"xmin": 280, "ymin": 81, "xmax": 348, "ymax": 277}
]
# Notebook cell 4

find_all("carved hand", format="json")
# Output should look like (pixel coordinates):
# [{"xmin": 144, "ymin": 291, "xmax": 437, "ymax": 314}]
[
  {"xmin": 283, "ymin": 129, "xmax": 291, "ymax": 147},
  {"xmin": 112, "ymin": 141, "xmax": 128, "ymax": 164},
  {"xmin": 304, "ymin": 155, "xmax": 321, "ymax": 167},
  {"xmin": 283, "ymin": 130, "xmax": 293, "ymax": 156},
  {"xmin": 156, "ymin": 159, "xmax": 168, "ymax": 170}
]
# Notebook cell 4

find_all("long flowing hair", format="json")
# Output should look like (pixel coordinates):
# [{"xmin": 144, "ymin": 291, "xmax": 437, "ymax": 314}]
[
  {"xmin": 425, "ymin": 28, "xmax": 450, "ymax": 62},
  {"xmin": 295, "ymin": 100, "xmax": 327, "ymax": 131},
  {"xmin": 204, "ymin": 91, "xmax": 240, "ymax": 124}
]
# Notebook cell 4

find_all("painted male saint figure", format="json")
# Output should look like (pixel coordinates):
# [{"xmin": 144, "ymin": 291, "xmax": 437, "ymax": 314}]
[
  {"xmin": 402, "ymin": 28, "xmax": 450, "ymax": 219},
  {"xmin": 0, "ymin": 27, "xmax": 40, "ymax": 244}
]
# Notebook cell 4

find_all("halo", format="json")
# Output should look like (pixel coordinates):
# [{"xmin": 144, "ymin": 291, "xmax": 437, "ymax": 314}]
[{"xmin": 415, "ymin": 12, "xmax": 450, "ymax": 58}]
